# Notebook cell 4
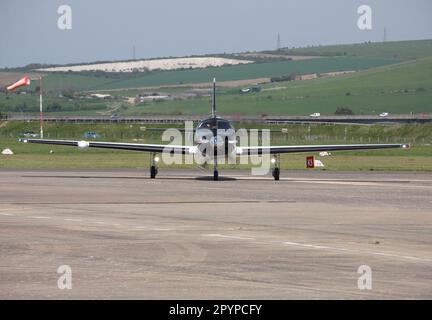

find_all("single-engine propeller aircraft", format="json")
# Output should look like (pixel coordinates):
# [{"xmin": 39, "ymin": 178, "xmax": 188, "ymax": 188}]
[{"xmin": 21, "ymin": 79, "xmax": 409, "ymax": 180}]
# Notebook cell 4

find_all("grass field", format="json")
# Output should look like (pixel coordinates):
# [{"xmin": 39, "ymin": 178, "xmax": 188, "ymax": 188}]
[
  {"xmin": 1, "ymin": 150, "xmax": 431, "ymax": 172},
  {"xmin": 1, "ymin": 140, "xmax": 430, "ymax": 172},
  {"xmin": 1, "ymin": 122, "xmax": 431, "ymax": 171},
  {"xmin": 0, "ymin": 92, "xmax": 109, "ymax": 114}
]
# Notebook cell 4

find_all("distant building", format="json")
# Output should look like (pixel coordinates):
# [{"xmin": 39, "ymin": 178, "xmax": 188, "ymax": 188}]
[
  {"xmin": 136, "ymin": 92, "xmax": 170, "ymax": 102},
  {"xmin": 295, "ymin": 74, "xmax": 318, "ymax": 81},
  {"xmin": 90, "ymin": 93, "xmax": 112, "ymax": 99}
]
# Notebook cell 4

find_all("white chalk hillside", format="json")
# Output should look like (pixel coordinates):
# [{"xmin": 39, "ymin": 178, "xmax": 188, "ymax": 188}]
[{"xmin": 37, "ymin": 57, "xmax": 253, "ymax": 73}]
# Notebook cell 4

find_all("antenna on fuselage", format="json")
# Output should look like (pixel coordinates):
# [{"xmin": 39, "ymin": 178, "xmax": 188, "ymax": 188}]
[{"xmin": 212, "ymin": 77, "xmax": 216, "ymax": 118}]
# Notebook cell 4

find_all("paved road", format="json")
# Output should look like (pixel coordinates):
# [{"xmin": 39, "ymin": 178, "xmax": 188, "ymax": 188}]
[{"xmin": 0, "ymin": 169, "xmax": 431, "ymax": 299}]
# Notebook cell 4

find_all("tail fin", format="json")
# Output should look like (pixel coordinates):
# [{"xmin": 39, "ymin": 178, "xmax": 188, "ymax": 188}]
[{"xmin": 211, "ymin": 78, "xmax": 216, "ymax": 118}]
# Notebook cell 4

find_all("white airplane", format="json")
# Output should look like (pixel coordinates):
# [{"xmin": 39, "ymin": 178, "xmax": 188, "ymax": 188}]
[{"xmin": 21, "ymin": 79, "xmax": 409, "ymax": 180}]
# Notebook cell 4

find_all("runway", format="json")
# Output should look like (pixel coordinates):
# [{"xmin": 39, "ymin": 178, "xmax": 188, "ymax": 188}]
[{"xmin": 0, "ymin": 169, "xmax": 431, "ymax": 299}]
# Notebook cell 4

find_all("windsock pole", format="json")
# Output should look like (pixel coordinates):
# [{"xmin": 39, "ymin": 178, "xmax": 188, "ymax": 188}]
[{"xmin": 39, "ymin": 76, "xmax": 43, "ymax": 138}]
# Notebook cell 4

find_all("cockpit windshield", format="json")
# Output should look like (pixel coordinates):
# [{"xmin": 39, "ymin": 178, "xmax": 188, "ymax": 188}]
[{"xmin": 197, "ymin": 118, "xmax": 234, "ymax": 130}]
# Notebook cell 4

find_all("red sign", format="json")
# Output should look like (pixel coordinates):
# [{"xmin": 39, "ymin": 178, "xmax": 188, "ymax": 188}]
[{"xmin": 306, "ymin": 156, "xmax": 315, "ymax": 168}]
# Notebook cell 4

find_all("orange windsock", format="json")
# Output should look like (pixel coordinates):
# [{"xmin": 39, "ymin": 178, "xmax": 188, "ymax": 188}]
[{"xmin": 6, "ymin": 75, "xmax": 31, "ymax": 91}]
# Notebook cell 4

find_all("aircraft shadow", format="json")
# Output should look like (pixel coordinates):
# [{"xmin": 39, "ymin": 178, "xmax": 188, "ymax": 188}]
[
  {"xmin": 21, "ymin": 175, "xmax": 239, "ymax": 181},
  {"xmin": 21, "ymin": 175, "xmax": 410, "ymax": 183}
]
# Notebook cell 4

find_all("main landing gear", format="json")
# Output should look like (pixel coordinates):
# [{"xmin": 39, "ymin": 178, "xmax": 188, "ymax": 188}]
[
  {"xmin": 271, "ymin": 154, "xmax": 281, "ymax": 181},
  {"xmin": 150, "ymin": 165, "xmax": 158, "ymax": 179},
  {"xmin": 150, "ymin": 153, "xmax": 159, "ymax": 179},
  {"xmin": 272, "ymin": 167, "xmax": 280, "ymax": 181}
]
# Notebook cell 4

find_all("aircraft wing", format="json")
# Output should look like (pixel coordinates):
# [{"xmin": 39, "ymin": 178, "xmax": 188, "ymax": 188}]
[
  {"xmin": 20, "ymin": 138, "xmax": 194, "ymax": 154},
  {"xmin": 237, "ymin": 143, "xmax": 409, "ymax": 155}
]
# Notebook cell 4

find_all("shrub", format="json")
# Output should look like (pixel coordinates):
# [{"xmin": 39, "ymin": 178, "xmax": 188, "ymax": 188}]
[{"xmin": 335, "ymin": 107, "xmax": 354, "ymax": 115}]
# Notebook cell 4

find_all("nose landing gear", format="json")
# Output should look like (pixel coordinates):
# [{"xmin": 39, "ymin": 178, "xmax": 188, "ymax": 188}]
[
  {"xmin": 150, "ymin": 153, "xmax": 159, "ymax": 179},
  {"xmin": 213, "ymin": 169, "xmax": 219, "ymax": 181},
  {"xmin": 271, "ymin": 154, "xmax": 281, "ymax": 181},
  {"xmin": 213, "ymin": 145, "xmax": 219, "ymax": 181}
]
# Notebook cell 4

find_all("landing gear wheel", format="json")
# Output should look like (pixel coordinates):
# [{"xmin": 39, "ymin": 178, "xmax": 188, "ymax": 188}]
[
  {"xmin": 150, "ymin": 165, "xmax": 158, "ymax": 179},
  {"xmin": 213, "ymin": 170, "xmax": 219, "ymax": 181},
  {"xmin": 272, "ymin": 168, "xmax": 280, "ymax": 181}
]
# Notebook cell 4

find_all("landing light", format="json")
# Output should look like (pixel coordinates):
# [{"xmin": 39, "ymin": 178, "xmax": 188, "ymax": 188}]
[
  {"xmin": 154, "ymin": 156, "xmax": 160, "ymax": 162},
  {"xmin": 271, "ymin": 157, "xmax": 277, "ymax": 164},
  {"xmin": 77, "ymin": 140, "xmax": 89, "ymax": 148}
]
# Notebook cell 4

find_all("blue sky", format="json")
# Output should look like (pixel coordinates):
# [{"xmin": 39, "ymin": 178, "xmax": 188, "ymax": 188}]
[{"xmin": 1, "ymin": 0, "xmax": 431, "ymax": 67}]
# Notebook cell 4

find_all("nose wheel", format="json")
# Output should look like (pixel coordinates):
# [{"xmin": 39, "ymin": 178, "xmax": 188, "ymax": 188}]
[
  {"xmin": 213, "ymin": 170, "xmax": 219, "ymax": 181},
  {"xmin": 150, "ymin": 153, "xmax": 159, "ymax": 179},
  {"xmin": 271, "ymin": 154, "xmax": 281, "ymax": 181},
  {"xmin": 213, "ymin": 140, "xmax": 219, "ymax": 181}
]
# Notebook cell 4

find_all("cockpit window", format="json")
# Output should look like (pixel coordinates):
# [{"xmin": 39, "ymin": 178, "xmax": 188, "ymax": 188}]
[{"xmin": 198, "ymin": 118, "xmax": 233, "ymax": 130}]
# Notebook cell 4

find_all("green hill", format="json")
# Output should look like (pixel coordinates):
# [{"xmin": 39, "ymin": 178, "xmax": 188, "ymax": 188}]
[
  {"xmin": 279, "ymin": 39, "xmax": 432, "ymax": 60},
  {"xmin": 117, "ymin": 57, "xmax": 432, "ymax": 116},
  {"xmin": 1, "ymin": 39, "xmax": 432, "ymax": 116},
  {"xmin": 20, "ymin": 56, "xmax": 397, "ymax": 93}
]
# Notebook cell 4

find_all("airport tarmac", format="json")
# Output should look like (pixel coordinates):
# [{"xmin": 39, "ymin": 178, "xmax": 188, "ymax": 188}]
[{"xmin": 0, "ymin": 169, "xmax": 431, "ymax": 299}]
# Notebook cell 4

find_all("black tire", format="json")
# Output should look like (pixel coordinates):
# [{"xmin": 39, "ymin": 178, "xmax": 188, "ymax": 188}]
[
  {"xmin": 224, "ymin": 136, "xmax": 229, "ymax": 155},
  {"xmin": 273, "ymin": 168, "xmax": 280, "ymax": 181},
  {"xmin": 150, "ymin": 166, "xmax": 157, "ymax": 179},
  {"xmin": 213, "ymin": 170, "xmax": 219, "ymax": 181}
]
